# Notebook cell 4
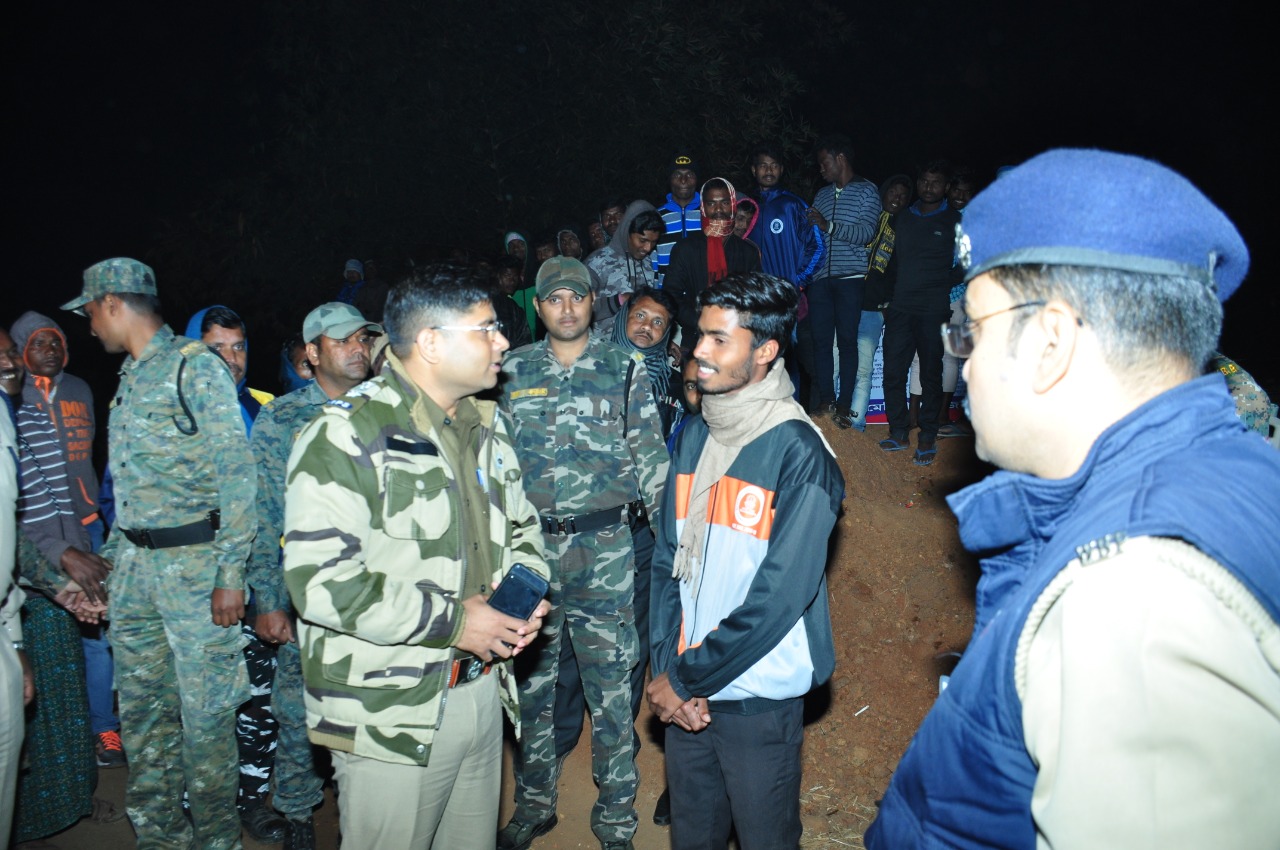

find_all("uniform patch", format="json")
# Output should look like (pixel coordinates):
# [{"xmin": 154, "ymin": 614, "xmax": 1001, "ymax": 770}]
[
  {"xmin": 770, "ymin": 218, "xmax": 785, "ymax": 234},
  {"xmin": 510, "ymin": 388, "xmax": 549, "ymax": 399},
  {"xmin": 325, "ymin": 399, "xmax": 353, "ymax": 409}
]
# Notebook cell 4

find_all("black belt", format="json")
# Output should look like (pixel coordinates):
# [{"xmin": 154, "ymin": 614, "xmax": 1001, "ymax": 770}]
[
  {"xmin": 120, "ymin": 510, "xmax": 220, "ymax": 550},
  {"xmin": 448, "ymin": 656, "xmax": 492, "ymax": 688},
  {"xmin": 539, "ymin": 500, "xmax": 645, "ymax": 536}
]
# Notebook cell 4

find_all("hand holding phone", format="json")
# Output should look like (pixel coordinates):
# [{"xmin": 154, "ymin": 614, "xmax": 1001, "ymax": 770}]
[{"xmin": 487, "ymin": 563, "xmax": 549, "ymax": 621}]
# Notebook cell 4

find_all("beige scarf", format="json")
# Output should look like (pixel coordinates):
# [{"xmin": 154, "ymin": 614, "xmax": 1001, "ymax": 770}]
[{"xmin": 673, "ymin": 358, "xmax": 835, "ymax": 596}]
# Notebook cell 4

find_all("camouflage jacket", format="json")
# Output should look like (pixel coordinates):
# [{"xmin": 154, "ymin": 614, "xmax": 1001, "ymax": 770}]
[
  {"xmin": 501, "ymin": 335, "xmax": 669, "ymax": 523},
  {"xmin": 248, "ymin": 380, "xmax": 328, "ymax": 614},
  {"xmin": 282, "ymin": 352, "xmax": 548, "ymax": 766},
  {"xmin": 100, "ymin": 325, "xmax": 256, "ymax": 590}
]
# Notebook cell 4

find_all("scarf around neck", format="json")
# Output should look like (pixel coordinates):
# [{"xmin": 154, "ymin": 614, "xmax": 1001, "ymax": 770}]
[
  {"xmin": 700, "ymin": 178, "xmax": 737, "ymax": 285},
  {"xmin": 672, "ymin": 357, "xmax": 835, "ymax": 596}
]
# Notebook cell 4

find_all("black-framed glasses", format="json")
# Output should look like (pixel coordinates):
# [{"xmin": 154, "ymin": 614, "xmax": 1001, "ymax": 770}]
[
  {"xmin": 429, "ymin": 321, "xmax": 506, "ymax": 337},
  {"xmin": 940, "ymin": 301, "xmax": 1046, "ymax": 358}
]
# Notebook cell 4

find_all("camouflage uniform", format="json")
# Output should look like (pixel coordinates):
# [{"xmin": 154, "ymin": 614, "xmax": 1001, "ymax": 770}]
[
  {"xmin": 247, "ymin": 380, "xmax": 331, "ymax": 820},
  {"xmin": 98, "ymin": 325, "xmax": 256, "ymax": 850},
  {"xmin": 282, "ymin": 351, "xmax": 547, "ymax": 765},
  {"xmin": 1209, "ymin": 352, "xmax": 1278, "ymax": 445},
  {"xmin": 501, "ymin": 334, "xmax": 669, "ymax": 845}
]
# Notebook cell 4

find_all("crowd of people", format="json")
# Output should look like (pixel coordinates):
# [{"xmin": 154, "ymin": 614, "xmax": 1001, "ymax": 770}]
[{"xmin": 2, "ymin": 137, "xmax": 1278, "ymax": 850}]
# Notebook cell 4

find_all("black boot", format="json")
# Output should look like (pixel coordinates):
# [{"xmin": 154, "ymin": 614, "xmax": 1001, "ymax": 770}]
[
  {"xmin": 283, "ymin": 815, "xmax": 317, "ymax": 850},
  {"xmin": 653, "ymin": 787, "xmax": 672, "ymax": 825}
]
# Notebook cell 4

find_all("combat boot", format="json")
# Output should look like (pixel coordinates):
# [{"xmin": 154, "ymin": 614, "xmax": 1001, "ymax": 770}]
[{"xmin": 283, "ymin": 815, "xmax": 316, "ymax": 850}]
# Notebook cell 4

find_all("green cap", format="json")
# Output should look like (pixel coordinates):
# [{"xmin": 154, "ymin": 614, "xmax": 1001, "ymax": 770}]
[
  {"xmin": 62, "ymin": 257, "xmax": 158, "ymax": 316},
  {"xmin": 303, "ymin": 302, "xmax": 384, "ymax": 343},
  {"xmin": 535, "ymin": 256, "xmax": 592, "ymax": 300}
]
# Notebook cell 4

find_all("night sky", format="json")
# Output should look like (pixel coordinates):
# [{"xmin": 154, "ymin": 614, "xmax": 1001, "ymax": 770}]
[{"xmin": 10, "ymin": 1, "xmax": 1272, "ymax": 396}]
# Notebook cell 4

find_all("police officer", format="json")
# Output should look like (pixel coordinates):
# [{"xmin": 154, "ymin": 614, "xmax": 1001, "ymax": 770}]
[
  {"xmin": 62, "ymin": 258, "xmax": 256, "ymax": 849},
  {"xmin": 498, "ymin": 257, "xmax": 669, "ymax": 850}
]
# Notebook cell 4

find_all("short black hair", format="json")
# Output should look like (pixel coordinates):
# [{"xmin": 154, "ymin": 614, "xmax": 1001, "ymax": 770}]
[
  {"xmin": 629, "ymin": 285, "xmax": 678, "ymax": 321},
  {"xmin": 918, "ymin": 158, "xmax": 952, "ymax": 181},
  {"xmin": 495, "ymin": 254, "xmax": 524, "ymax": 273},
  {"xmin": 599, "ymin": 197, "xmax": 627, "ymax": 216},
  {"xmin": 385, "ymin": 263, "xmax": 493, "ymax": 356},
  {"xmin": 750, "ymin": 142, "xmax": 785, "ymax": 167},
  {"xmin": 113, "ymin": 292, "xmax": 163, "ymax": 316},
  {"xmin": 813, "ymin": 134, "xmax": 854, "ymax": 163},
  {"xmin": 630, "ymin": 210, "xmax": 665, "ymax": 235},
  {"xmin": 201, "ymin": 305, "xmax": 245, "ymax": 335},
  {"xmin": 699, "ymin": 271, "xmax": 797, "ymax": 351}
]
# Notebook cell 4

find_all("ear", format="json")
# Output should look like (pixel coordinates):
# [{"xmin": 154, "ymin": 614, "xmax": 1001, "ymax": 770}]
[
  {"xmin": 305, "ymin": 341, "xmax": 321, "ymax": 367},
  {"xmin": 414, "ymin": 326, "xmax": 439, "ymax": 364},
  {"xmin": 753, "ymin": 338, "xmax": 780, "ymax": 367},
  {"xmin": 1030, "ymin": 301, "xmax": 1081, "ymax": 395}
]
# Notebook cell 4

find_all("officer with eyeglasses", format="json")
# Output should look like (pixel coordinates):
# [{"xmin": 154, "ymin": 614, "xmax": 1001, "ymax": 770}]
[{"xmin": 867, "ymin": 149, "xmax": 1280, "ymax": 850}]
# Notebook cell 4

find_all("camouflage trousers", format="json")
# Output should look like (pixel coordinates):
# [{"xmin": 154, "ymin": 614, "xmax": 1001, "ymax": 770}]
[
  {"xmin": 271, "ymin": 631, "xmax": 326, "ymax": 818},
  {"xmin": 110, "ymin": 543, "xmax": 250, "ymax": 850},
  {"xmin": 236, "ymin": 611, "xmax": 278, "ymax": 806},
  {"xmin": 511, "ymin": 523, "xmax": 639, "ymax": 844}
]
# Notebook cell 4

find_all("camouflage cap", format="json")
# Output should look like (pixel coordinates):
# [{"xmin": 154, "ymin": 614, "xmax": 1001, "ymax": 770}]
[
  {"xmin": 535, "ymin": 256, "xmax": 592, "ymax": 300},
  {"xmin": 303, "ymin": 302, "xmax": 384, "ymax": 343},
  {"xmin": 62, "ymin": 257, "xmax": 158, "ymax": 316}
]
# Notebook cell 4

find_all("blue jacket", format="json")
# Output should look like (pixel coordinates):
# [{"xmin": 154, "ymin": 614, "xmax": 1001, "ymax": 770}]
[
  {"xmin": 752, "ymin": 187, "xmax": 826, "ymax": 288},
  {"xmin": 653, "ymin": 192, "xmax": 702, "ymax": 282},
  {"xmin": 866, "ymin": 376, "xmax": 1280, "ymax": 848}
]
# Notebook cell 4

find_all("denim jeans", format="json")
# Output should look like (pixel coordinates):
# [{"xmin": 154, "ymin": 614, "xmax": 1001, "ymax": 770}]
[{"xmin": 849, "ymin": 310, "xmax": 885, "ymax": 430}]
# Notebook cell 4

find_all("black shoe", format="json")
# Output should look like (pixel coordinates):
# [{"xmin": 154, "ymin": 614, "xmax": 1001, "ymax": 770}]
[
  {"xmin": 832, "ymin": 406, "xmax": 855, "ymax": 429},
  {"xmin": 283, "ymin": 815, "xmax": 316, "ymax": 850},
  {"xmin": 497, "ymin": 814, "xmax": 559, "ymax": 850},
  {"xmin": 240, "ymin": 799, "xmax": 288, "ymax": 844},
  {"xmin": 653, "ymin": 788, "xmax": 671, "ymax": 826}
]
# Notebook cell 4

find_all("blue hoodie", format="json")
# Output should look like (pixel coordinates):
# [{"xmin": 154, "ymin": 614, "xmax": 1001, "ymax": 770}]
[{"xmin": 185, "ymin": 306, "xmax": 273, "ymax": 433}]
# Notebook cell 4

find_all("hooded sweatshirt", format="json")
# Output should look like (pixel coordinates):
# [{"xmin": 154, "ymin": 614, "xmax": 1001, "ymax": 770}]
[
  {"xmin": 10, "ymin": 311, "xmax": 100, "ymax": 526},
  {"xmin": 185, "ymin": 306, "xmax": 274, "ymax": 434},
  {"xmin": 585, "ymin": 199, "xmax": 662, "ymax": 332},
  {"xmin": 503, "ymin": 229, "xmax": 538, "ymax": 337}
]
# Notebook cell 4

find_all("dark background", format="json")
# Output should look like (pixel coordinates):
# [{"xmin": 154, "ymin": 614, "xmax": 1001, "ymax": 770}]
[{"xmin": 9, "ymin": 0, "xmax": 1271, "ymax": 400}]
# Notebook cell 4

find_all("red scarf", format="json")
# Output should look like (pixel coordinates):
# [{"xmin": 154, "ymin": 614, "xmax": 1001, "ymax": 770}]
[{"xmin": 700, "ymin": 178, "xmax": 737, "ymax": 285}]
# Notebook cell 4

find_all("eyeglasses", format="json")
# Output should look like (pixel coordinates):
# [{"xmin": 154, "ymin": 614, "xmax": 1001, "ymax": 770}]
[
  {"xmin": 429, "ymin": 321, "xmax": 506, "ymax": 337},
  {"xmin": 940, "ymin": 301, "xmax": 1046, "ymax": 358}
]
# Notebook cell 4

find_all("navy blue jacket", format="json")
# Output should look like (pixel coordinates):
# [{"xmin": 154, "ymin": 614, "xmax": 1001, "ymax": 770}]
[{"xmin": 866, "ymin": 376, "xmax": 1280, "ymax": 848}]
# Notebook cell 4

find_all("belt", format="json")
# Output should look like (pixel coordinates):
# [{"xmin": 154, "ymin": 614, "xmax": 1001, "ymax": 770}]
[
  {"xmin": 539, "ymin": 500, "xmax": 645, "ymax": 536},
  {"xmin": 120, "ymin": 510, "xmax": 220, "ymax": 550},
  {"xmin": 448, "ymin": 656, "xmax": 492, "ymax": 688}
]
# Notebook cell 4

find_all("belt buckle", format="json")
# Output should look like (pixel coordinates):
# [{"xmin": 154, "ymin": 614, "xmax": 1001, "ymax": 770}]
[
  {"xmin": 560, "ymin": 516, "xmax": 576, "ymax": 535},
  {"xmin": 136, "ymin": 529, "xmax": 154, "ymax": 549}
]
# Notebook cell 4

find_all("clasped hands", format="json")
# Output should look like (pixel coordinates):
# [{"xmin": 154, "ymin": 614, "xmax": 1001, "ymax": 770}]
[{"xmin": 647, "ymin": 671, "xmax": 711, "ymax": 733}]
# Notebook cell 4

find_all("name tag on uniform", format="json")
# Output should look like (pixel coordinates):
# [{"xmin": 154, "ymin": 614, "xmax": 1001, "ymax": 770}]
[{"xmin": 510, "ymin": 388, "xmax": 549, "ymax": 399}]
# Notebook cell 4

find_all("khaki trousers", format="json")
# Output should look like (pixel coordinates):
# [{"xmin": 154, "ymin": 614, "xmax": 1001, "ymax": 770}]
[{"xmin": 331, "ymin": 672, "xmax": 502, "ymax": 850}]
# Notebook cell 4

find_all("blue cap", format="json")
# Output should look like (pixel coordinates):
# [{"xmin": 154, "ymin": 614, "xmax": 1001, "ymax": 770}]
[{"xmin": 955, "ymin": 149, "xmax": 1249, "ymax": 302}]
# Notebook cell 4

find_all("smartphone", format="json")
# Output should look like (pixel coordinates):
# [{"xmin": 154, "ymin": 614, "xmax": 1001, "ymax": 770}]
[{"xmin": 487, "ymin": 563, "xmax": 549, "ymax": 621}]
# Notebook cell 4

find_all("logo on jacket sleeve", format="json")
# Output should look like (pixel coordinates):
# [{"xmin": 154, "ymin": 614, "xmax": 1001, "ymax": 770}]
[{"xmin": 770, "ymin": 218, "xmax": 785, "ymax": 234}]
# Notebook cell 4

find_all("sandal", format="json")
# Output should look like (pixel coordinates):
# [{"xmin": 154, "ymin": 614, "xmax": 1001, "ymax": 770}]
[
  {"xmin": 913, "ymin": 445, "xmax": 938, "ymax": 466},
  {"xmin": 879, "ymin": 436, "xmax": 911, "ymax": 452}
]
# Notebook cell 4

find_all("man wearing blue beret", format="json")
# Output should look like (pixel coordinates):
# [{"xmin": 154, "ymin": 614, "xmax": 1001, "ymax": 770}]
[{"xmin": 866, "ymin": 149, "xmax": 1280, "ymax": 849}]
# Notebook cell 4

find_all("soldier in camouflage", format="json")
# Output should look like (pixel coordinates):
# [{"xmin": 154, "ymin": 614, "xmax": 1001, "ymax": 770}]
[
  {"xmin": 248, "ymin": 302, "xmax": 382, "ymax": 850},
  {"xmin": 498, "ymin": 257, "xmax": 669, "ymax": 850},
  {"xmin": 282, "ymin": 266, "xmax": 550, "ymax": 850},
  {"xmin": 62, "ymin": 257, "xmax": 256, "ymax": 850}
]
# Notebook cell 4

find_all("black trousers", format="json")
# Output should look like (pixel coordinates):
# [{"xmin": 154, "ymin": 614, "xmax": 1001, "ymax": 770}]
[{"xmin": 882, "ymin": 306, "xmax": 949, "ymax": 443}]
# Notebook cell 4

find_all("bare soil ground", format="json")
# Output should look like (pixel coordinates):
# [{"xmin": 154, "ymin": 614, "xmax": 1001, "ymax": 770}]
[{"xmin": 52, "ymin": 420, "xmax": 988, "ymax": 850}]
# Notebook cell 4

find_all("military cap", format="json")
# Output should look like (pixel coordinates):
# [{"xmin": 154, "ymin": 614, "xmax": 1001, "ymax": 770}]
[
  {"xmin": 535, "ymin": 257, "xmax": 592, "ymax": 300},
  {"xmin": 61, "ymin": 257, "xmax": 158, "ymax": 316},
  {"xmin": 955, "ymin": 148, "xmax": 1249, "ymax": 302},
  {"xmin": 303, "ymin": 302, "xmax": 384, "ymax": 343}
]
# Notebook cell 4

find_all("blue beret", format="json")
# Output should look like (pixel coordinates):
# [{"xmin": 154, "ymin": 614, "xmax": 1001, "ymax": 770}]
[{"xmin": 956, "ymin": 149, "xmax": 1249, "ymax": 302}]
